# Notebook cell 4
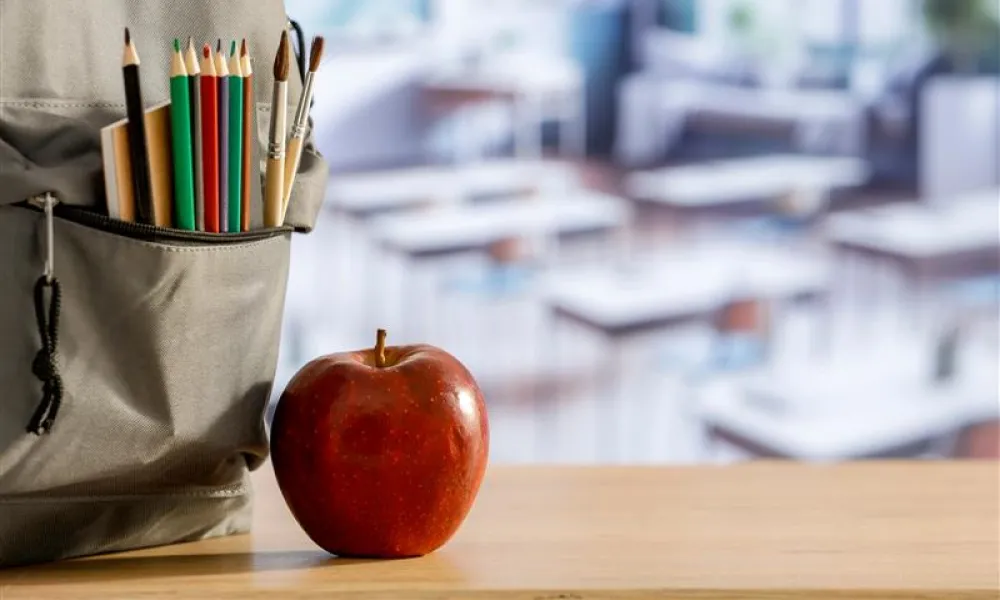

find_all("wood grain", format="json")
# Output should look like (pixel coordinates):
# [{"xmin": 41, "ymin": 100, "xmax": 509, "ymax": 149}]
[{"xmin": 1, "ymin": 463, "xmax": 996, "ymax": 599}]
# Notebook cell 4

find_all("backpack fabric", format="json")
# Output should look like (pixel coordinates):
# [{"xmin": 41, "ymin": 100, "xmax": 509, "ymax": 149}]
[{"xmin": 0, "ymin": 0, "xmax": 328, "ymax": 565}]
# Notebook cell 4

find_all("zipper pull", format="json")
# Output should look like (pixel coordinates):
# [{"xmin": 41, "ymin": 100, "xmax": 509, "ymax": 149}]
[
  {"xmin": 24, "ymin": 192, "xmax": 64, "ymax": 435},
  {"xmin": 28, "ymin": 193, "xmax": 59, "ymax": 283}
]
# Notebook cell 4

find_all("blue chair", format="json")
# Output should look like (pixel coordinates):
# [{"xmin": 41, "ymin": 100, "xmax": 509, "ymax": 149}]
[
  {"xmin": 443, "ymin": 260, "xmax": 537, "ymax": 298},
  {"xmin": 660, "ymin": 299, "xmax": 772, "ymax": 384},
  {"xmin": 943, "ymin": 275, "xmax": 1000, "ymax": 308}
]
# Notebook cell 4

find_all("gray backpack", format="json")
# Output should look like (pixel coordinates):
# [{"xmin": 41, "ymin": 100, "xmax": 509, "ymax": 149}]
[{"xmin": 0, "ymin": 0, "xmax": 328, "ymax": 565}]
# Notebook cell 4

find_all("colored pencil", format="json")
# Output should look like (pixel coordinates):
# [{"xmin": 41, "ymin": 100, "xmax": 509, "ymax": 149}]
[
  {"xmin": 283, "ymin": 35, "xmax": 324, "ymax": 217},
  {"xmin": 240, "ymin": 40, "xmax": 253, "ymax": 232},
  {"xmin": 199, "ymin": 44, "xmax": 220, "ymax": 233},
  {"xmin": 215, "ymin": 40, "xmax": 230, "ymax": 232},
  {"xmin": 227, "ymin": 40, "xmax": 244, "ymax": 234},
  {"xmin": 185, "ymin": 37, "xmax": 204, "ymax": 230},
  {"xmin": 169, "ymin": 39, "xmax": 196, "ymax": 230},
  {"xmin": 122, "ymin": 28, "xmax": 153, "ymax": 225},
  {"xmin": 263, "ymin": 31, "xmax": 289, "ymax": 228}
]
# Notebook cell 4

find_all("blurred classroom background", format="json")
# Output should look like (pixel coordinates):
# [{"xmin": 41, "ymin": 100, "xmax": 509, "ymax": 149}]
[{"xmin": 275, "ymin": 0, "xmax": 1000, "ymax": 463}]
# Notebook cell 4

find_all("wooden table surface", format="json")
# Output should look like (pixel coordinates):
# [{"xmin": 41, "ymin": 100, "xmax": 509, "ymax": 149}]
[{"xmin": 2, "ymin": 463, "xmax": 997, "ymax": 599}]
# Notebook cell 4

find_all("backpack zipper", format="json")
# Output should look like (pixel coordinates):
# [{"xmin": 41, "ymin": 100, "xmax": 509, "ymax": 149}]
[
  {"xmin": 21, "ymin": 194, "xmax": 292, "ymax": 244},
  {"xmin": 28, "ymin": 193, "xmax": 58, "ymax": 282}
]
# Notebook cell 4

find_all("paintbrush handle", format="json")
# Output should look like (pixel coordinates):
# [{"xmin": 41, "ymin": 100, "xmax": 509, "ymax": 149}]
[
  {"xmin": 283, "ymin": 135, "xmax": 304, "ymax": 211},
  {"xmin": 264, "ymin": 156, "xmax": 285, "ymax": 227}
]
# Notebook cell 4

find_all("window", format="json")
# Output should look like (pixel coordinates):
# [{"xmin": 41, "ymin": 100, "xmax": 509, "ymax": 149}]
[
  {"xmin": 693, "ymin": 0, "xmax": 919, "ymax": 50},
  {"xmin": 800, "ymin": 0, "xmax": 848, "ymax": 45},
  {"xmin": 285, "ymin": 0, "xmax": 430, "ymax": 43},
  {"xmin": 857, "ymin": 0, "xmax": 919, "ymax": 50}
]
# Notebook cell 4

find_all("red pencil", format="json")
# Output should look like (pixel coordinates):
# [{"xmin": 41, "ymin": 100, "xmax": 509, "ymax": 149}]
[{"xmin": 199, "ymin": 44, "xmax": 220, "ymax": 233}]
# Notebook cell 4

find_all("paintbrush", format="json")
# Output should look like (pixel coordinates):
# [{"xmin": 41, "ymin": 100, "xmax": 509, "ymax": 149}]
[
  {"xmin": 263, "ymin": 30, "xmax": 289, "ymax": 228},
  {"xmin": 281, "ymin": 35, "xmax": 324, "ymax": 218}
]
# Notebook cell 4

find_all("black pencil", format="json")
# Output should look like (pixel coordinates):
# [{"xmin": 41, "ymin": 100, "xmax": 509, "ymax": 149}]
[{"xmin": 122, "ymin": 27, "xmax": 153, "ymax": 224}]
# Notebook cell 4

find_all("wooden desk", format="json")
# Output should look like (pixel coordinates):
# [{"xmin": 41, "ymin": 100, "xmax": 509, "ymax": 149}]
[{"xmin": 4, "ymin": 463, "xmax": 997, "ymax": 599}]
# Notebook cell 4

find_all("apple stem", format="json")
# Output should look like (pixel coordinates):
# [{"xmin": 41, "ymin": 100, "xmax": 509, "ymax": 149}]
[{"xmin": 375, "ymin": 329, "xmax": 387, "ymax": 368}]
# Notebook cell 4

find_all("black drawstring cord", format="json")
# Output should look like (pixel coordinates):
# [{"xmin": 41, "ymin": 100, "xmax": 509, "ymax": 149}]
[
  {"xmin": 26, "ymin": 276, "xmax": 63, "ymax": 435},
  {"xmin": 289, "ymin": 19, "xmax": 306, "ymax": 84}
]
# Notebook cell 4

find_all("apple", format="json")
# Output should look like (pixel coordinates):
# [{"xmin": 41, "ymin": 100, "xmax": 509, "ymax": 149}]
[{"xmin": 270, "ymin": 329, "xmax": 489, "ymax": 558}]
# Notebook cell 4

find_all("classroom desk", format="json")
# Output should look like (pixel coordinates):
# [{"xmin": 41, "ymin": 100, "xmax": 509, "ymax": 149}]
[
  {"xmin": 826, "ymin": 191, "xmax": 1000, "ymax": 317},
  {"xmin": 370, "ymin": 193, "xmax": 631, "ymax": 338},
  {"xmin": 545, "ymin": 243, "xmax": 828, "ymax": 338},
  {"xmin": 625, "ymin": 154, "xmax": 869, "ymax": 230},
  {"xmin": 618, "ymin": 80, "xmax": 868, "ymax": 161},
  {"xmin": 327, "ymin": 159, "xmax": 577, "ymax": 219},
  {"xmin": 698, "ymin": 353, "xmax": 1000, "ymax": 460},
  {"xmin": 541, "ymin": 244, "xmax": 830, "ymax": 461},
  {"xmin": 423, "ymin": 56, "xmax": 585, "ymax": 159},
  {"xmin": 4, "ymin": 463, "xmax": 997, "ymax": 599},
  {"xmin": 326, "ymin": 160, "xmax": 579, "ymax": 336},
  {"xmin": 371, "ymin": 192, "xmax": 629, "ymax": 259}
]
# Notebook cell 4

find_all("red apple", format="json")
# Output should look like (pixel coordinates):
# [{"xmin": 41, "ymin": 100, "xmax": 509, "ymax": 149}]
[{"xmin": 270, "ymin": 329, "xmax": 489, "ymax": 558}]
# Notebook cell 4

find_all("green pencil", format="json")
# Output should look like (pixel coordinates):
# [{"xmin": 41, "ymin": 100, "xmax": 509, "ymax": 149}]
[
  {"xmin": 169, "ymin": 39, "xmax": 196, "ymax": 230},
  {"xmin": 227, "ymin": 40, "xmax": 244, "ymax": 233}
]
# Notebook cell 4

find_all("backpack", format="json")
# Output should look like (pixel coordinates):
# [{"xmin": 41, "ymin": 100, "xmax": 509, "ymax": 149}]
[{"xmin": 0, "ymin": 0, "xmax": 328, "ymax": 565}]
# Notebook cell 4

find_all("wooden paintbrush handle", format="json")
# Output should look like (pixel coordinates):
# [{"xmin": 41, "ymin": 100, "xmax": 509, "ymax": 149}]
[
  {"xmin": 264, "ymin": 156, "xmax": 285, "ymax": 227},
  {"xmin": 283, "ymin": 136, "xmax": 304, "ymax": 212}
]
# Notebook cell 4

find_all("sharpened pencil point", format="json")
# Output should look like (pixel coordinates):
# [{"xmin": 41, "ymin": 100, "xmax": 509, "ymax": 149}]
[
  {"xmin": 203, "ymin": 44, "xmax": 211, "ymax": 59},
  {"xmin": 188, "ymin": 36, "xmax": 194, "ymax": 50},
  {"xmin": 174, "ymin": 38, "xmax": 180, "ymax": 52},
  {"xmin": 240, "ymin": 38, "xmax": 248, "ymax": 57},
  {"xmin": 230, "ymin": 40, "xmax": 237, "ymax": 56},
  {"xmin": 216, "ymin": 39, "xmax": 222, "ymax": 53}
]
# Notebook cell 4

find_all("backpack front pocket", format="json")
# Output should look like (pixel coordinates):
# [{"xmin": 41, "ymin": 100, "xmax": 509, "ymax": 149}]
[{"xmin": 0, "ymin": 201, "xmax": 291, "ymax": 566}]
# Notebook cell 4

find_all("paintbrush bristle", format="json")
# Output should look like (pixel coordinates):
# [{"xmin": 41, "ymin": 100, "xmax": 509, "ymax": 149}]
[
  {"xmin": 309, "ymin": 36, "xmax": 325, "ymax": 73},
  {"xmin": 274, "ymin": 30, "xmax": 289, "ymax": 82}
]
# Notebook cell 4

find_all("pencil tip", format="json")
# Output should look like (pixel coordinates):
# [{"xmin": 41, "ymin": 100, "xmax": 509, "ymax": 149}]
[
  {"xmin": 174, "ymin": 38, "xmax": 180, "ymax": 52},
  {"xmin": 124, "ymin": 27, "xmax": 131, "ymax": 45},
  {"xmin": 216, "ymin": 39, "xmax": 222, "ymax": 52},
  {"xmin": 187, "ymin": 36, "xmax": 194, "ymax": 50},
  {"xmin": 240, "ymin": 38, "xmax": 248, "ymax": 57},
  {"xmin": 203, "ymin": 44, "xmax": 211, "ymax": 59},
  {"xmin": 230, "ymin": 40, "xmax": 237, "ymax": 56}
]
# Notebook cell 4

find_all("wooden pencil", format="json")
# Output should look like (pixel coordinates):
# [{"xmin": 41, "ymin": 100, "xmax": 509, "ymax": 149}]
[
  {"xmin": 283, "ymin": 35, "xmax": 324, "ymax": 217},
  {"xmin": 215, "ymin": 40, "xmax": 230, "ymax": 232},
  {"xmin": 227, "ymin": 40, "xmax": 244, "ymax": 234},
  {"xmin": 200, "ymin": 44, "xmax": 220, "ymax": 233},
  {"xmin": 185, "ymin": 37, "xmax": 204, "ymax": 230},
  {"xmin": 263, "ymin": 30, "xmax": 289, "ymax": 228},
  {"xmin": 122, "ymin": 28, "xmax": 153, "ymax": 225},
  {"xmin": 169, "ymin": 39, "xmax": 196, "ymax": 230},
  {"xmin": 240, "ymin": 39, "xmax": 253, "ymax": 232}
]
